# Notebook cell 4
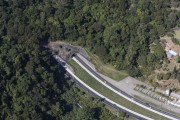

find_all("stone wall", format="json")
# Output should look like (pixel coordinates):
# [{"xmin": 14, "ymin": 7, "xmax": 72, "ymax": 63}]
[{"xmin": 47, "ymin": 41, "xmax": 90, "ymax": 61}]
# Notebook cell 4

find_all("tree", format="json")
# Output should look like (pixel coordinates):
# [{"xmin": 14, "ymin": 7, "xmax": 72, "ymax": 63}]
[
  {"xmin": 94, "ymin": 45, "xmax": 108, "ymax": 62},
  {"xmin": 76, "ymin": 107, "xmax": 96, "ymax": 120},
  {"xmin": 176, "ymin": 56, "xmax": 180, "ymax": 63},
  {"xmin": 163, "ymin": 73, "xmax": 171, "ymax": 80},
  {"xmin": 0, "ymin": 0, "xmax": 179, "ymax": 119},
  {"xmin": 157, "ymin": 74, "xmax": 163, "ymax": 80}
]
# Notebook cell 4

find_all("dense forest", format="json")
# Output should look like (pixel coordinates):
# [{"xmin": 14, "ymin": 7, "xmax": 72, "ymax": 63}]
[
  {"xmin": 0, "ymin": 0, "xmax": 125, "ymax": 119},
  {"xmin": 0, "ymin": 0, "xmax": 180, "ymax": 119},
  {"xmin": 0, "ymin": 39, "xmax": 123, "ymax": 119},
  {"xmin": 1, "ymin": 0, "xmax": 180, "ymax": 76}
]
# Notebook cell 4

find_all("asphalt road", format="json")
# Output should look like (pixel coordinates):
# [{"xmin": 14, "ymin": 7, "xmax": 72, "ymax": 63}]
[
  {"xmin": 53, "ymin": 54, "xmax": 149, "ymax": 120},
  {"xmin": 74, "ymin": 55, "xmax": 180, "ymax": 120},
  {"xmin": 66, "ymin": 72, "xmax": 147, "ymax": 120}
]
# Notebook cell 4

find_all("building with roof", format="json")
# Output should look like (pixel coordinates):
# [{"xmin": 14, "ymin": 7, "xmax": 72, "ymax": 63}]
[
  {"xmin": 169, "ymin": 50, "xmax": 178, "ymax": 56},
  {"xmin": 165, "ymin": 89, "xmax": 170, "ymax": 96},
  {"xmin": 166, "ymin": 51, "xmax": 173, "ymax": 58},
  {"xmin": 166, "ymin": 49, "xmax": 179, "ymax": 58}
]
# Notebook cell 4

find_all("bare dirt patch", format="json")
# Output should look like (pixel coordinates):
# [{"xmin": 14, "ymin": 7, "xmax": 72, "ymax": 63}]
[{"xmin": 157, "ymin": 79, "xmax": 180, "ymax": 89}]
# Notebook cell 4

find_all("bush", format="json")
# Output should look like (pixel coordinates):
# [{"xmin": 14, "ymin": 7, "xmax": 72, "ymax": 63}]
[
  {"xmin": 163, "ymin": 72, "xmax": 171, "ymax": 80},
  {"xmin": 176, "ymin": 56, "xmax": 180, "ymax": 63},
  {"xmin": 172, "ymin": 38, "xmax": 180, "ymax": 45},
  {"xmin": 157, "ymin": 74, "xmax": 163, "ymax": 80}
]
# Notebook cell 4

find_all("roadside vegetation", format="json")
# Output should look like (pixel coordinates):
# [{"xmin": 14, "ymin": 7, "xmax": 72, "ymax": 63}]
[
  {"xmin": 0, "ymin": 39, "xmax": 121, "ymax": 120},
  {"xmin": 68, "ymin": 59, "xmax": 170, "ymax": 120},
  {"xmin": 86, "ymin": 50, "xmax": 128, "ymax": 81}
]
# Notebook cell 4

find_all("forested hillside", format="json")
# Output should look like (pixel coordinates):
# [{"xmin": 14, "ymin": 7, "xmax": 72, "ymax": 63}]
[
  {"xmin": 0, "ymin": 0, "xmax": 123, "ymax": 119},
  {"xmin": 0, "ymin": 0, "xmax": 179, "ymax": 119},
  {"xmin": 1, "ymin": 0, "xmax": 180, "ymax": 76},
  {"xmin": 1, "ymin": 38, "xmax": 124, "ymax": 119}
]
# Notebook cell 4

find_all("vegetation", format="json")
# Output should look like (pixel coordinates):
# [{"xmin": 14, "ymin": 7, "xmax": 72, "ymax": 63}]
[
  {"xmin": 0, "ymin": 36, "xmax": 122, "ymax": 120},
  {"xmin": 176, "ymin": 56, "xmax": 180, "ymax": 63},
  {"xmin": 0, "ymin": 0, "xmax": 180, "ymax": 119},
  {"xmin": 157, "ymin": 67, "xmax": 180, "ymax": 81},
  {"xmin": 0, "ymin": 1, "xmax": 122, "ymax": 119},
  {"xmin": 172, "ymin": 37, "xmax": 180, "ymax": 45},
  {"xmin": 86, "ymin": 50, "xmax": 128, "ymax": 81},
  {"xmin": 71, "ymin": 0, "xmax": 179, "ymax": 78}
]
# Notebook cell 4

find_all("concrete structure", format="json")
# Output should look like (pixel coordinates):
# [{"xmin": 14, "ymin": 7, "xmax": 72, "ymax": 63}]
[
  {"xmin": 165, "ymin": 89, "xmax": 170, "ymax": 96},
  {"xmin": 161, "ymin": 39, "xmax": 180, "ymax": 58},
  {"xmin": 48, "ymin": 41, "xmax": 90, "ymax": 61},
  {"xmin": 166, "ymin": 51, "xmax": 173, "ymax": 58},
  {"xmin": 166, "ymin": 49, "xmax": 179, "ymax": 58}
]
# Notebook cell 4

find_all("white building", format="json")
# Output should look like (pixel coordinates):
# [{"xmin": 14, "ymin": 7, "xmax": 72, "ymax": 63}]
[
  {"xmin": 169, "ymin": 50, "xmax": 178, "ymax": 56},
  {"xmin": 165, "ymin": 89, "xmax": 170, "ymax": 96},
  {"xmin": 166, "ymin": 50, "xmax": 178, "ymax": 58}
]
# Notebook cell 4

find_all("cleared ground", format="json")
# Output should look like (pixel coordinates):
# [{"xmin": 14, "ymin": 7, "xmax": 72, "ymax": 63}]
[
  {"xmin": 174, "ymin": 29, "xmax": 180, "ymax": 42},
  {"xmin": 86, "ymin": 50, "xmax": 128, "ymax": 81},
  {"xmin": 68, "ymin": 59, "xmax": 169, "ymax": 120}
]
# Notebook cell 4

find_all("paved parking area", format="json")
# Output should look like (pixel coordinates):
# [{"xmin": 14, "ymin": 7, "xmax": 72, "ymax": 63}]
[
  {"xmin": 78, "ymin": 53, "xmax": 180, "ymax": 114},
  {"xmin": 99, "ymin": 74, "xmax": 180, "ymax": 114}
]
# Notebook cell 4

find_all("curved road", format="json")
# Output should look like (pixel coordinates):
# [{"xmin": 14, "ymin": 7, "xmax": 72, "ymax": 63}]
[
  {"xmin": 65, "ymin": 66, "xmax": 151, "ymax": 120},
  {"xmin": 54, "ymin": 55, "xmax": 151, "ymax": 120},
  {"xmin": 73, "ymin": 55, "xmax": 180, "ymax": 120}
]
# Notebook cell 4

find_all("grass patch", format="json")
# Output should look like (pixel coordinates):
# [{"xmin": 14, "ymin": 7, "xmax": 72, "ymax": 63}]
[
  {"xmin": 174, "ymin": 29, "xmax": 180, "ymax": 42},
  {"xmin": 68, "ymin": 60, "xmax": 170, "ymax": 120},
  {"xmin": 86, "ymin": 50, "xmax": 128, "ymax": 81}
]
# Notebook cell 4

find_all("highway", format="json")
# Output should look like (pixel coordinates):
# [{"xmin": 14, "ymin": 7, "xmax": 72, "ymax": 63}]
[
  {"xmin": 65, "ymin": 66, "xmax": 151, "ymax": 120},
  {"xmin": 73, "ymin": 55, "xmax": 180, "ymax": 120},
  {"xmin": 54, "ymin": 55, "xmax": 151, "ymax": 120},
  {"xmin": 68, "ymin": 73, "xmax": 148, "ymax": 120}
]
